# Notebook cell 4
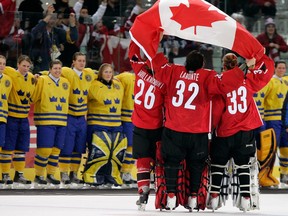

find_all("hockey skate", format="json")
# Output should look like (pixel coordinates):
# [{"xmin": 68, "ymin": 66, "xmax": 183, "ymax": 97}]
[
  {"xmin": 121, "ymin": 172, "xmax": 135, "ymax": 188},
  {"xmin": 60, "ymin": 172, "xmax": 71, "ymax": 188},
  {"xmin": 239, "ymin": 196, "xmax": 251, "ymax": 212},
  {"xmin": 34, "ymin": 175, "xmax": 47, "ymax": 189},
  {"xmin": 2, "ymin": 173, "xmax": 13, "ymax": 189},
  {"xmin": 0, "ymin": 180, "xmax": 3, "ymax": 189},
  {"xmin": 166, "ymin": 193, "xmax": 176, "ymax": 210},
  {"xmin": 97, "ymin": 183, "xmax": 113, "ymax": 189},
  {"xmin": 207, "ymin": 193, "xmax": 221, "ymax": 211},
  {"xmin": 280, "ymin": 174, "xmax": 288, "ymax": 188},
  {"xmin": 136, "ymin": 186, "xmax": 150, "ymax": 211},
  {"xmin": 13, "ymin": 171, "xmax": 32, "ymax": 189},
  {"xmin": 187, "ymin": 195, "xmax": 197, "ymax": 212},
  {"xmin": 121, "ymin": 172, "xmax": 131, "ymax": 188},
  {"xmin": 69, "ymin": 172, "xmax": 84, "ymax": 189},
  {"xmin": 47, "ymin": 174, "xmax": 60, "ymax": 189}
]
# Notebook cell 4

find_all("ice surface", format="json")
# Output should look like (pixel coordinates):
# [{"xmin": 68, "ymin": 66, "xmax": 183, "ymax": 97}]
[{"xmin": 0, "ymin": 194, "xmax": 286, "ymax": 216}]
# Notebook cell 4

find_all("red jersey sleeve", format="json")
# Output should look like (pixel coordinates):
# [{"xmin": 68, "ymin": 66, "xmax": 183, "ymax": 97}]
[{"xmin": 244, "ymin": 54, "xmax": 274, "ymax": 93}]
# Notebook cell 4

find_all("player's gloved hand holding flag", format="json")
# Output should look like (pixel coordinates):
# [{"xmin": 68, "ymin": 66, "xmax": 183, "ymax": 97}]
[{"xmin": 129, "ymin": 0, "xmax": 264, "ymax": 61}]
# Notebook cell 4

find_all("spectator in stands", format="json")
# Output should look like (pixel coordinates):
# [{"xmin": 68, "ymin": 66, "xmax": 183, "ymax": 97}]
[
  {"xmin": 102, "ymin": 0, "xmax": 122, "ymax": 34},
  {"xmin": 3, "ymin": 17, "xmax": 24, "ymax": 67},
  {"xmin": 214, "ymin": 0, "xmax": 243, "ymax": 16},
  {"xmin": 243, "ymin": 0, "xmax": 277, "ymax": 32},
  {"xmin": 161, "ymin": 36, "xmax": 199, "ymax": 64},
  {"xmin": 73, "ymin": 0, "xmax": 107, "ymax": 54},
  {"xmin": 243, "ymin": 0, "xmax": 262, "ymax": 32},
  {"xmin": 53, "ymin": 0, "xmax": 74, "ymax": 16},
  {"xmin": 256, "ymin": 18, "xmax": 288, "ymax": 62},
  {"xmin": 0, "ymin": 0, "xmax": 16, "ymax": 58},
  {"xmin": 123, "ymin": 0, "xmax": 145, "ymax": 39},
  {"xmin": 30, "ymin": 4, "xmax": 78, "ymax": 73},
  {"xmin": 104, "ymin": 0, "xmax": 121, "ymax": 16},
  {"xmin": 260, "ymin": 0, "xmax": 277, "ymax": 19},
  {"xmin": 82, "ymin": 0, "xmax": 99, "ymax": 16},
  {"xmin": 198, "ymin": 43, "xmax": 214, "ymax": 70},
  {"xmin": 56, "ymin": 10, "xmax": 79, "ymax": 67},
  {"xmin": 18, "ymin": 0, "xmax": 44, "ymax": 32},
  {"xmin": 0, "ymin": 0, "xmax": 16, "ymax": 40},
  {"xmin": 231, "ymin": 12, "xmax": 246, "ymax": 27}
]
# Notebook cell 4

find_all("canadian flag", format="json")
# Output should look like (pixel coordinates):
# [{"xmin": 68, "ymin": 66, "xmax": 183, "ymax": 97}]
[
  {"xmin": 129, "ymin": 0, "xmax": 264, "ymax": 61},
  {"xmin": 0, "ymin": 0, "xmax": 16, "ymax": 39}
]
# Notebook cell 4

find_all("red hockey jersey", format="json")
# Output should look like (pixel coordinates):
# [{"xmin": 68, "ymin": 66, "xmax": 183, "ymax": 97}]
[
  {"xmin": 155, "ymin": 53, "xmax": 245, "ymax": 133},
  {"xmin": 213, "ymin": 54, "xmax": 274, "ymax": 137},
  {"xmin": 129, "ymin": 42, "xmax": 166, "ymax": 129}
]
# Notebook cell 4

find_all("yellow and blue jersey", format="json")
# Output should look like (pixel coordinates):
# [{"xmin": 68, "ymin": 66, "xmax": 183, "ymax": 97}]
[
  {"xmin": 3, "ymin": 66, "xmax": 35, "ymax": 118},
  {"xmin": 0, "ymin": 74, "xmax": 12, "ymax": 123},
  {"xmin": 87, "ymin": 79, "xmax": 124, "ymax": 127},
  {"xmin": 31, "ymin": 75, "xmax": 70, "ymax": 126},
  {"xmin": 253, "ymin": 84, "xmax": 269, "ymax": 119},
  {"xmin": 61, "ymin": 67, "xmax": 97, "ymax": 116},
  {"xmin": 264, "ymin": 76, "xmax": 288, "ymax": 121},
  {"xmin": 115, "ymin": 72, "xmax": 135, "ymax": 122}
]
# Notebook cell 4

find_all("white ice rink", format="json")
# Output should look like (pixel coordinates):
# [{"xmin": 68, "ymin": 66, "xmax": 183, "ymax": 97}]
[{"xmin": 0, "ymin": 193, "xmax": 287, "ymax": 216}]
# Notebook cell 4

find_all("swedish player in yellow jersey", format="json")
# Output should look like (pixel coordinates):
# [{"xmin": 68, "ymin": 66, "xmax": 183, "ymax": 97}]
[
  {"xmin": 83, "ymin": 63, "xmax": 127, "ymax": 186},
  {"xmin": 0, "ymin": 55, "xmax": 35, "ymax": 188},
  {"xmin": 264, "ymin": 60, "xmax": 288, "ymax": 186},
  {"xmin": 0, "ymin": 55, "xmax": 12, "ymax": 187},
  {"xmin": 115, "ymin": 72, "xmax": 136, "ymax": 187},
  {"xmin": 58, "ymin": 52, "xmax": 97, "ymax": 187},
  {"xmin": 32, "ymin": 60, "xmax": 70, "ymax": 188}
]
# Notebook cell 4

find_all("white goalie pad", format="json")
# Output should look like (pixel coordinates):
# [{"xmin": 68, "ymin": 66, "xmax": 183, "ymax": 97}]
[
  {"xmin": 206, "ymin": 160, "xmax": 231, "ymax": 210},
  {"xmin": 233, "ymin": 157, "xmax": 260, "ymax": 211}
]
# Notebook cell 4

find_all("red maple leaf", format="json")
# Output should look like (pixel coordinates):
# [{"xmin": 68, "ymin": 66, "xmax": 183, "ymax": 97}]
[{"xmin": 170, "ymin": 1, "xmax": 227, "ymax": 35}]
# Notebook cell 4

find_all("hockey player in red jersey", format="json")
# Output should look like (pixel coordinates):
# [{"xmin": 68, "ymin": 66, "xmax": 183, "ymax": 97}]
[
  {"xmin": 153, "ymin": 48, "xmax": 255, "ymax": 211},
  {"xmin": 128, "ymin": 41, "xmax": 166, "ymax": 211},
  {"xmin": 207, "ymin": 53, "xmax": 274, "ymax": 212}
]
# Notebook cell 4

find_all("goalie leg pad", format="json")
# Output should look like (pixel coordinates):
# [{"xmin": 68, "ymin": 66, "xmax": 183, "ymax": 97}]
[
  {"xmin": 195, "ymin": 163, "xmax": 209, "ymax": 211},
  {"xmin": 206, "ymin": 162, "xmax": 228, "ymax": 210},
  {"xmin": 233, "ymin": 162, "xmax": 249, "ymax": 209},
  {"xmin": 249, "ymin": 157, "xmax": 260, "ymax": 210},
  {"xmin": 154, "ymin": 141, "xmax": 186, "ymax": 210},
  {"xmin": 233, "ymin": 157, "xmax": 260, "ymax": 211},
  {"xmin": 83, "ymin": 131, "xmax": 127, "ymax": 186},
  {"xmin": 155, "ymin": 162, "xmax": 186, "ymax": 210},
  {"xmin": 257, "ymin": 128, "xmax": 279, "ymax": 187}
]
